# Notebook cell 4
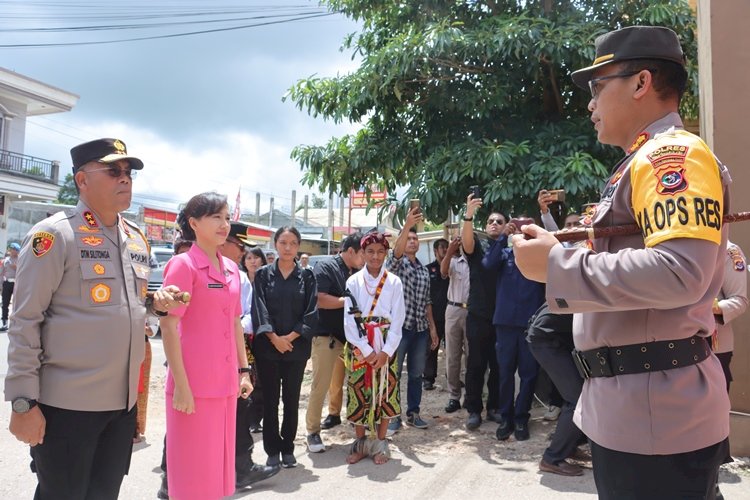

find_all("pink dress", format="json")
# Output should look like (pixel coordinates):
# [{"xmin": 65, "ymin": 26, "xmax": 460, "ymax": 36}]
[{"xmin": 163, "ymin": 244, "xmax": 242, "ymax": 500}]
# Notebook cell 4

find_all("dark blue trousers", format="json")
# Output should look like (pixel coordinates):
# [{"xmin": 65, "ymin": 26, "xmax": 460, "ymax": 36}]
[{"xmin": 495, "ymin": 325, "xmax": 538, "ymax": 425}]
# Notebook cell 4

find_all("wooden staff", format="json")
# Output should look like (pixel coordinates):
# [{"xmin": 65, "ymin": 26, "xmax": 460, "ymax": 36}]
[
  {"xmin": 550, "ymin": 211, "xmax": 750, "ymax": 243},
  {"xmin": 145, "ymin": 290, "xmax": 191, "ymax": 304}
]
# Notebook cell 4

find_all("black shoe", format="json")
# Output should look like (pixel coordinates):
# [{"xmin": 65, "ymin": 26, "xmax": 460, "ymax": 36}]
[
  {"xmin": 445, "ymin": 399, "xmax": 461, "ymax": 413},
  {"xmin": 236, "ymin": 463, "xmax": 281, "ymax": 488},
  {"xmin": 514, "ymin": 422, "xmax": 530, "ymax": 441},
  {"xmin": 423, "ymin": 380, "xmax": 435, "ymax": 391},
  {"xmin": 466, "ymin": 412, "xmax": 482, "ymax": 431},
  {"xmin": 320, "ymin": 414, "xmax": 341, "ymax": 430},
  {"xmin": 485, "ymin": 409, "xmax": 502, "ymax": 423},
  {"xmin": 249, "ymin": 424, "xmax": 263, "ymax": 433},
  {"xmin": 281, "ymin": 453, "xmax": 297, "ymax": 468},
  {"xmin": 156, "ymin": 473, "xmax": 168, "ymax": 499},
  {"xmin": 0, "ymin": 323, "xmax": 8, "ymax": 332},
  {"xmin": 496, "ymin": 420, "xmax": 514, "ymax": 441}
]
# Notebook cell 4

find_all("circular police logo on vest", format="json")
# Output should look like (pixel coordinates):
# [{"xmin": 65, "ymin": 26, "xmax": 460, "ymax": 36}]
[
  {"xmin": 90, "ymin": 283, "xmax": 111, "ymax": 303},
  {"xmin": 655, "ymin": 167, "xmax": 688, "ymax": 195}
]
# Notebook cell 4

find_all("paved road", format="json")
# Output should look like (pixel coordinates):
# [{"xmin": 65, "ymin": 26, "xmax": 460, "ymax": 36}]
[{"xmin": 1, "ymin": 333, "xmax": 748, "ymax": 499}]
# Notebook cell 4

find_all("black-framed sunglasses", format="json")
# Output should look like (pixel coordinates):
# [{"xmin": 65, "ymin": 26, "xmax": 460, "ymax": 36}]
[
  {"xmin": 587, "ymin": 69, "xmax": 655, "ymax": 99},
  {"xmin": 487, "ymin": 218, "xmax": 505, "ymax": 225},
  {"xmin": 84, "ymin": 163, "xmax": 137, "ymax": 179}
]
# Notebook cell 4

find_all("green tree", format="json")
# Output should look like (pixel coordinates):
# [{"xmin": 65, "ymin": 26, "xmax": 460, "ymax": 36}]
[
  {"xmin": 286, "ymin": 0, "xmax": 697, "ymax": 221},
  {"xmin": 56, "ymin": 173, "xmax": 78, "ymax": 205}
]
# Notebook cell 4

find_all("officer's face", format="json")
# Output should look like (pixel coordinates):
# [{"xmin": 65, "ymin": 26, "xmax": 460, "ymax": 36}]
[
  {"xmin": 190, "ymin": 206, "xmax": 231, "ymax": 247},
  {"xmin": 77, "ymin": 159, "xmax": 133, "ymax": 215},
  {"xmin": 219, "ymin": 236, "xmax": 244, "ymax": 264},
  {"xmin": 587, "ymin": 64, "xmax": 641, "ymax": 149}
]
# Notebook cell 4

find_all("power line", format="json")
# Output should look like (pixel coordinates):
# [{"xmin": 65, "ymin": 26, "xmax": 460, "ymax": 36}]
[{"xmin": 0, "ymin": 11, "xmax": 337, "ymax": 48}]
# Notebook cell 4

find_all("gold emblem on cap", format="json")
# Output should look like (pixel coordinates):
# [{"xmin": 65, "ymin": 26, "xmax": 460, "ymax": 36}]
[
  {"xmin": 113, "ymin": 139, "xmax": 126, "ymax": 154},
  {"xmin": 593, "ymin": 54, "xmax": 615, "ymax": 65}
]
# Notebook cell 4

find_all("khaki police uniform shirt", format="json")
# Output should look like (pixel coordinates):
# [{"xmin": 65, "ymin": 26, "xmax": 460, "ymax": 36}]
[
  {"xmin": 547, "ymin": 112, "xmax": 732, "ymax": 455},
  {"xmin": 4, "ymin": 200, "xmax": 150, "ymax": 411},
  {"xmin": 715, "ymin": 241, "xmax": 748, "ymax": 354}
]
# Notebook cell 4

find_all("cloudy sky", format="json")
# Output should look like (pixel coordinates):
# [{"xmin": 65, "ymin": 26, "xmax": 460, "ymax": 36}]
[{"xmin": 3, "ymin": 1, "xmax": 361, "ymax": 213}]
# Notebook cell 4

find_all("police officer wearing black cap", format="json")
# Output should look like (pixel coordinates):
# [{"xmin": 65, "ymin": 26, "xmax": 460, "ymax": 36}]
[
  {"xmin": 514, "ymin": 27, "xmax": 732, "ymax": 499},
  {"xmin": 5, "ymin": 138, "xmax": 179, "ymax": 499}
]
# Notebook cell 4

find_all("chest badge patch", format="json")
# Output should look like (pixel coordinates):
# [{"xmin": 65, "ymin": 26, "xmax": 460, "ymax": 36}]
[
  {"xmin": 728, "ymin": 247, "xmax": 746, "ymax": 272},
  {"xmin": 81, "ymin": 236, "xmax": 104, "ymax": 247},
  {"xmin": 91, "ymin": 283, "xmax": 112, "ymax": 303},
  {"xmin": 93, "ymin": 263, "xmax": 105, "ymax": 275},
  {"xmin": 32, "ymin": 232, "xmax": 55, "ymax": 258},
  {"xmin": 77, "ymin": 225, "xmax": 100, "ymax": 233}
]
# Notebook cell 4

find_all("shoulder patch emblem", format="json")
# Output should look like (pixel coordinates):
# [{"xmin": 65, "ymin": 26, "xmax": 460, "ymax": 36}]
[
  {"xmin": 81, "ymin": 236, "xmax": 104, "ymax": 247},
  {"xmin": 91, "ymin": 283, "xmax": 112, "ymax": 303},
  {"xmin": 32, "ymin": 231, "xmax": 55, "ymax": 257},
  {"xmin": 728, "ymin": 246, "xmax": 746, "ymax": 272},
  {"xmin": 654, "ymin": 166, "xmax": 688, "ymax": 195},
  {"xmin": 647, "ymin": 145, "xmax": 689, "ymax": 170}
]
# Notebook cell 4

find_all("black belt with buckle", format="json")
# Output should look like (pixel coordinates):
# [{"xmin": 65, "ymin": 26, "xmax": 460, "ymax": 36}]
[
  {"xmin": 447, "ymin": 300, "xmax": 468, "ymax": 309},
  {"xmin": 572, "ymin": 335, "xmax": 711, "ymax": 379}
]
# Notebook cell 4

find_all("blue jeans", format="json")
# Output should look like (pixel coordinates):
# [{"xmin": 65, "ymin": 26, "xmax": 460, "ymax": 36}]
[{"xmin": 396, "ymin": 328, "xmax": 429, "ymax": 415}]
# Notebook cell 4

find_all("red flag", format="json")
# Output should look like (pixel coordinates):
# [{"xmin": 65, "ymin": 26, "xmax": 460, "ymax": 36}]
[{"xmin": 232, "ymin": 187, "xmax": 241, "ymax": 221}]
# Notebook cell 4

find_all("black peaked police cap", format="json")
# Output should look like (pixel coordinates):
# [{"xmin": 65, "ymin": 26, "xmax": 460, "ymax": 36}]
[{"xmin": 70, "ymin": 138, "xmax": 144, "ymax": 172}]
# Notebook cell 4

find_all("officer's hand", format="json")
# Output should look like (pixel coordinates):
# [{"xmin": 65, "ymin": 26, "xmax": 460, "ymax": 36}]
[
  {"xmin": 238, "ymin": 373, "xmax": 253, "ymax": 399},
  {"xmin": 172, "ymin": 386, "xmax": 195, "ymax": 414},
  {"xmin": 512, "ymin": 224, "xmax": 560, "ymax": 283},
  {"xmin": 9, "ymin": 405, "xmax": 46, "ymax": 447},
  {"xmin": 154, "ymin": 285, "xmax": 183, "ymax": 313}
]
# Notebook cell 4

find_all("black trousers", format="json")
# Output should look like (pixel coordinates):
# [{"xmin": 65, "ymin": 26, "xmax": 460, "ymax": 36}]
[
  {"xmin": 2, "ymin": 280, "xmax": 14, "ymax": 321},
  {"xmin": 463, "ymin": 312, "xmax": 499, "ymax": 414},
  {"xmin": 529, "ymin": 341, "xmax": 585, "ymax": 464},
  {"xmin": 255, "ymin": 357, "xmax": 307, "ymax": 458},
  {"xmin": 235, "ymin": 396, "xmax": 255, "ymax": 466},
  {"xmin": 715, "ymin": 351, "xmax": 733, "ymax": 393},
  {"xmin": 590, "ymin": 438, "xmax": 729, "ymax": 500},
  {"xmin": 422, "ymin": 312, "xmax": 446, "ymax": 383},
  {"xmin": 247, "ymin": 363, "xmax": 264, "ymax": 427},
  {"xmin": 31, "ymin": 403, "xmax": 136, "ymax": 500}
]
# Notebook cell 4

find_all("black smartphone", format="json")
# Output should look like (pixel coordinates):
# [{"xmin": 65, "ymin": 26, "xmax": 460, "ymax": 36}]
[{"xmin": 469, "ymin": 185, "xmax": 481, "ymax": 199}]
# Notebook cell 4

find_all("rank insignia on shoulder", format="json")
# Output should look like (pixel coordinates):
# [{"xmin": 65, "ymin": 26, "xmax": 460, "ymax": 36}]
[
  {"xmin": 627, "ymin": 132, "xmax": 650, "ymax": 155},
  {"xmin": 83, "ymin": 211, "xmax": 99, "ymax": 228},
  {"xmin": 81, "ymin": 236, "xmax": 104, "ymax": 247},
  {"xmin": 32, "ymin": 231, "xmax": 55, "ymax": 258},
  {"xmin": 91, "ymin": 283, "xmax": 112, "ymax": 303}
]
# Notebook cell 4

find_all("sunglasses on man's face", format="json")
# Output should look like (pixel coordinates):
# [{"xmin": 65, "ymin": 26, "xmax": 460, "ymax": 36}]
[
  {"xmin": 83, "ymin": 163, "xmax": 137, "ymax": 179},
  {"xmin": 487, "ymin": 218, "xmax": 505, "ymax": 225}
]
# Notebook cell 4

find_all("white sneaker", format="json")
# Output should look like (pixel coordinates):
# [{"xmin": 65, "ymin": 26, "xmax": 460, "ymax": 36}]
[
  {"xmin": 543, "ymin": 405, "xmax": 561, "ymax": 421},
  {"xmin": 306, "ymin": 433, "xmax": 325, "ymax": 453}
]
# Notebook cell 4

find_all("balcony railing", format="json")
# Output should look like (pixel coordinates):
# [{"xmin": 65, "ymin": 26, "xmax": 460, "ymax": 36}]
[{"xmin": 0, "ymin": 148, "xmax": 59, "ymax": 184}]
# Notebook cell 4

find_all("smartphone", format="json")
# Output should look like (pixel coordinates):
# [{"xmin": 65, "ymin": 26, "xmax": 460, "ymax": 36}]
[
  {"xmin": 469, "ymin": 185, "xmax": 482, "ymax": 199},
  {"xmin": 409, "ymin": 198, "xmax": 421, "ymax": 213},
  {"xmin": 548, "ymin": 189, "xmax": 566, "ymax": 203}
]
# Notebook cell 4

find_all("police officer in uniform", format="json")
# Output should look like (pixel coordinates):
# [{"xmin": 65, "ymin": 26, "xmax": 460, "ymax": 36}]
[
  {"xmin": 5, "ymin": 138, "xmax": 178, "ymax": 499},
  {"xmin": 514, "ymin": 27, "xmax": 732, "ymax": 498}
]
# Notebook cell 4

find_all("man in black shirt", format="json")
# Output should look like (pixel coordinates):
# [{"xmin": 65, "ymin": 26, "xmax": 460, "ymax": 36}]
[
  {"xmin": 461, "ymin": 194, "xmax": 504, "ymax": 430},
  {"xmin": 305, "ymin": 233, "xmax": 364, "ymax": 453},
  {"xmin": 423, "ymin": 238, "xmax": 449, "ymax": 390}
]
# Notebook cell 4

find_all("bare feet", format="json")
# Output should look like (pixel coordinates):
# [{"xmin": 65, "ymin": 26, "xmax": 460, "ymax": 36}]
[
  {"xmin": 347, "ymin": 451, "xmax": 368, "ymax": 464},
  {"xmin": 372, "ymin": 452, "xmax": 389, "ymax": 465}
]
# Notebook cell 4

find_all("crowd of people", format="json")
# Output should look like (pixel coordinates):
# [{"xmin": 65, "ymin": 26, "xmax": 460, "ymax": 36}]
[{"xmin": 2, "ymin": 25, "xmax": 747, "ymax": 500}]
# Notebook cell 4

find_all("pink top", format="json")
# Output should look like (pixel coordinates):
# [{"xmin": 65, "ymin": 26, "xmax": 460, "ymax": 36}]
[{"xmin": 163, "ymin": 244, "xmax": 242, "ymax": 398}]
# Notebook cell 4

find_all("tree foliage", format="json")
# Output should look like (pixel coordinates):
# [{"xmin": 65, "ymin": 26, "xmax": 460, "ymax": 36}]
[
  {"xmin": 56, "ymin": 173, "xmax": 78, "ymax": 205},
  {"xmin": 286, "ymin": 0, "xmax": 697, "ymax": 221}
]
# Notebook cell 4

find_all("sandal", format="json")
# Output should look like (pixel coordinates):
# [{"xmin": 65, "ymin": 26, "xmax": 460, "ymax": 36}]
[
  {"xmin": 346, "ymin": 436, "xmax": 368, "ymax": 464},
  {"xmin": 371, "ymin": 439, "xmax": 390, "ymax": 465}
]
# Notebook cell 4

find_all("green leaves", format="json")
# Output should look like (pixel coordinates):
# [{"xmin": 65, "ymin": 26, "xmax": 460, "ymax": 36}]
[{"xmin": 287, "ymin": 0, "xmax": 697, "ymax": 220}]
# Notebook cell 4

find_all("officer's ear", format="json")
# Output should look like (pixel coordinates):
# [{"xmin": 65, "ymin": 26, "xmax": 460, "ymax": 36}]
[
  {"xmin": 633, "ymin": 70, "xmax": 652, "ymax": 99},
  {"xmin": 74, "ymin": 169, "xmax": 88, "ymax": 191}
]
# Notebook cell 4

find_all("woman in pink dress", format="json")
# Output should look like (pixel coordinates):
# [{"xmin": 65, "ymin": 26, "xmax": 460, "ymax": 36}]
[{"xmin": 160, "ymin": 192, "xmax": 253, "ymax": 500}]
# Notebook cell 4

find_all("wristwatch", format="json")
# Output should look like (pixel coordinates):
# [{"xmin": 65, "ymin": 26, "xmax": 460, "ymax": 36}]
[
  {"xmin": 463, "ymin": 216, "xmax": 473, "ymax": 221},
  {"xmin": 12, "ymin": 397, "xmax": 37, "ymax": 414}
]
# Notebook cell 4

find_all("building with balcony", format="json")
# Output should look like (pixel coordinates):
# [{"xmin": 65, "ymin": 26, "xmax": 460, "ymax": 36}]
[{"xmin": 0, "ymin": 67, "xmax": 78, "ymax": 251}]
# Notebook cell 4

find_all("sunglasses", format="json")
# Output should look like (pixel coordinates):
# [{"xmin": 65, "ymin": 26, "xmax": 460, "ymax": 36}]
[
  {"xmin": 487, "ymin": 218, "xmax": 505, "ymax": 225},
  {"xmin": 83, "ymin": 163, "xmax": 137, "ymax": 179},
  {"xmin": 588, "ymin": 68, "xmax": 657, "ymax": 99}
]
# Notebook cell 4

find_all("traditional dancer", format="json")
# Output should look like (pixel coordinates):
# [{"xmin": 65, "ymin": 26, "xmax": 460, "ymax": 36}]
[{"xmin": 343, "ymin": 232, "xmax": 405, "ymax": 465}]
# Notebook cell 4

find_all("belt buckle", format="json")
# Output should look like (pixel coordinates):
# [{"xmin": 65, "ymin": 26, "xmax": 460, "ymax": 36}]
[{"xmin": 572, "ymin": 350, "xmax": 591, "ymax": 380}]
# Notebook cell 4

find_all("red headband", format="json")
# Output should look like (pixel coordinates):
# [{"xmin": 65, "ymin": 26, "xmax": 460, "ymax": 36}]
[{"xmin": 360, "ymin": 232, "xmax": 390, "ymax": 250}]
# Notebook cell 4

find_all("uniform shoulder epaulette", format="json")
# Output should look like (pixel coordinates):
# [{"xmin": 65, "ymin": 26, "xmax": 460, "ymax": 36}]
[{"xmin": 122, "ymin": 218, "xmax": 149, "ymax": 247}]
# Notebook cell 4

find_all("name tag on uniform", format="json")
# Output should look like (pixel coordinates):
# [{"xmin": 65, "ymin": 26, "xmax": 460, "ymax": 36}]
[{"xmin": 208, "ymin": 283, "xmax": 224, "ymax": 289}]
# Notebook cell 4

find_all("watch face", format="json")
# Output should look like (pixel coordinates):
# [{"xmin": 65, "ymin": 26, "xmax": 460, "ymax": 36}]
[{"xmin": 12, "ymin": 398, "xmax": 30, "ymax": 413}]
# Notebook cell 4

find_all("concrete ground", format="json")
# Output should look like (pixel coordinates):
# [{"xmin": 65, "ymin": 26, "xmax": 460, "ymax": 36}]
[{"xmin": 1, "ymin": 334, "xmax": 749, "ymax": 499}]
